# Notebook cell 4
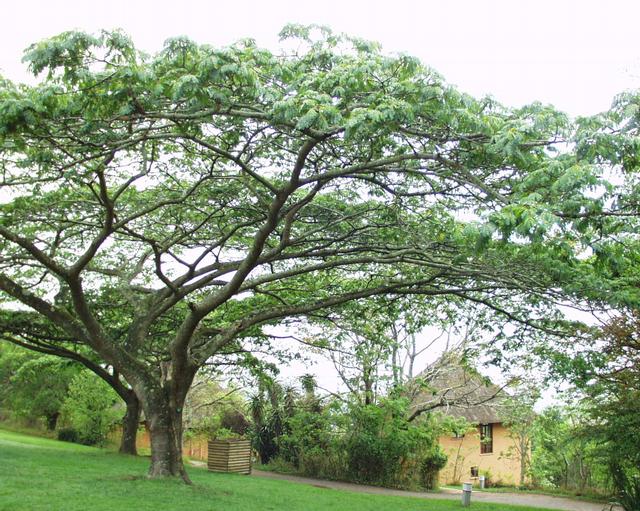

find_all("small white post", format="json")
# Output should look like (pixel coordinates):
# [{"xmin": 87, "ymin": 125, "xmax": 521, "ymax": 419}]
[
  {"xmin": 462, "ymin": 482, "xmax": 472, "ymax": 507},
  {"xmin": 479, "ymin": 475, "xmax": 486, "ymax": 489}
]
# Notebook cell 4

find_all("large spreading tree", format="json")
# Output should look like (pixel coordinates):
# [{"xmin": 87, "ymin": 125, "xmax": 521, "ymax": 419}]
[{"xmin": 0, "ymin": 26, "xmax": 600, "ymax": 480}]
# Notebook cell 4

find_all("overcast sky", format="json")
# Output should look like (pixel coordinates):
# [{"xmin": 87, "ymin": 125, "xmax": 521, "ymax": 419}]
[
  {"xmin": 2, "ymin": 0, "xmax": 637, "ymax": 394},
  {"xmin": 2, "ymin": 0, "xmax": 639, "ymax": 117}
]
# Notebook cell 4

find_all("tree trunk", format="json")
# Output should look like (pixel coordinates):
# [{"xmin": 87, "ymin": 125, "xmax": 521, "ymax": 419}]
[
  {"xmin": 124, "ymin": 360, "xmax": 196, "ymax": 483},
  {"xmin": 134, "ymin": 378, "xmax": 193, "ymax": 484},
  {"xmin": 46, "ymin": 411, "xmax": 59, "ymax": 431},
  {"xmin": 519, "ymin": 437, "xmax": 527, "ymax": 487},
  {"xmin": 363, "ymin": 365, "xmax": 374, "ymax": 405},
  {"xmin": 146, "ymin": 403, "xmax": 190, "ymax": 483},
  {"xmin": 119, "ymin": 394, "xmax": 141, "ymax": 455}
]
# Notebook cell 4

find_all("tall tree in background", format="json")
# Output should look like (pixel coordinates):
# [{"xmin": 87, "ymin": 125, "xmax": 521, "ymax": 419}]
[
  {"xmin": 498, "ymin": 385, "xmax": 538, "ymax": 487},
  {"xmin": 306, "ymin": 296, "xmax": 485, "ymax": 405},
  {"xmin": 0, "ymin": 26, "xmax": 607, "ymax": 480},
  {"xmin": 575, "ymin": 313, "xmax": 640, "ymax": 509}
]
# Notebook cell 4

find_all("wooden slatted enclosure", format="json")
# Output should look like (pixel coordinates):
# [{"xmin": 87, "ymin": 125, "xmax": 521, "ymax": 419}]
[{"xmin": 207, "ymin": 439, "xmax": 252, "ymax": 474}]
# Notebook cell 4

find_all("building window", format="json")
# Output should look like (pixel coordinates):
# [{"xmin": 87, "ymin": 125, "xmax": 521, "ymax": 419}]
[
  {"xmin": 480, "ymin": 423, "xmax": 493, "ymax": 454},
  {"xmin": 470, "ymin": 466, "xmax": 479, "ymax": 477}
]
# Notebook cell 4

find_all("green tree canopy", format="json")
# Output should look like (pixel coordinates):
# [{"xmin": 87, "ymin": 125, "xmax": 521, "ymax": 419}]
[
  {"xmin": 0, "ymin": 343, "xmax": 79, "ymax": 430},
  {"xmin": 0, "ymin": 26, "xmax": 613, "ymax": 479}
]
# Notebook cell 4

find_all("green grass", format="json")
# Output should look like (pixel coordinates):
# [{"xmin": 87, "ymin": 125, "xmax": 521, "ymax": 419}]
[{"xmin": 0, "ymin": 428, "xmax": 555, "ymax": 511}]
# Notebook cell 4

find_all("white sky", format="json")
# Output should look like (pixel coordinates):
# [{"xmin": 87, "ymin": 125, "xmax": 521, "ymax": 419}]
[
  {"xmin": 2, "ymin": 0, "xmax": 639, "ymax": 117},
  {"xmin": 1, "ymin": 0, "xmax": 636, "ymax": 399}
]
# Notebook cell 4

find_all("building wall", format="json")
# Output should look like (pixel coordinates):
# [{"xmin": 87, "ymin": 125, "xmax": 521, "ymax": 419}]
[
  {"xmin": 108, "ymin": 427, "xmax": 209, "ymax": 461},
  {"xmin": 438, "ymin": 422, "xmax": 522, "ymax": 486}
]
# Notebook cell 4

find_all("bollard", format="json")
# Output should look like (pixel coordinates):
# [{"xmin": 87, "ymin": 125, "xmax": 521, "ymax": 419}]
[
  {"xmin": 479, "ymin": 475, "xmax": 485, "ymax": 489},
  {"xmin": 461, "ymin": 482, "xmax": 472, "ymax": 507}
]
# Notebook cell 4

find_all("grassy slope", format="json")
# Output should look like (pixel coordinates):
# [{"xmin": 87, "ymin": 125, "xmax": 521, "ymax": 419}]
[{"xmin": 0, "ymin": 429, "xmax": 553, "ymax": 511}]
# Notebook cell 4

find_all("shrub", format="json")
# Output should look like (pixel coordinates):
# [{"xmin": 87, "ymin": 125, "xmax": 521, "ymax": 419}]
[
  {"xmin": 420, "ymin": 448, "xmax": 448, "ymax": 489},
  {"xmin": 344, "ymin": 398, "xmax": 442, "ymax": 488},
  {"xmin": 249, "ymin": 382, "xmax": 446, "ymax": 490},
  {"xmin": 57, "ymin": 428, "xmax": 79, "ymax": 443},
  {"xmin": 298, "ymin": 447, "xmax": 345, "ymax": 479},
  {"xmin": 611, "ymin": 463, "xmax": 640, "ymax": 511},
  {"xmin": 346, "ymin": 425, "xmax": 403, "ymax": 484},
  {"xmin": 214, "ymin": 427, "xmax": 243, "ymax": 440},
  {"xmin": 59, "ymin": 371, "xmax": 120, "ymax": 446},
  {"xmin": 260, "ymin": 456, "xmax": 298, "ymax": 474},
  {"xmin": 220, "ymin": 409, "xmax": 250, "ymax": 436},
  {"xmin": 279, "ymin": 408, "xmax": 335, "ymax": 467}
]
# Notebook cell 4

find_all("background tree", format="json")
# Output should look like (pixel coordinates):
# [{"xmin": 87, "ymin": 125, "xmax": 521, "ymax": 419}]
[
  {"xmin": 570, "ymin": 313, "xmax": 640, "ymax": 509},
  {"xmin": 0, "ymin": 344, "xmax": 79, "ymax": 430},
  {"xmin": 249, "ymin": 378, "xmax": 294, "ymax": 464},
  {"xmin": 181, "ymin": 374, "xmax": 246, "ymax": 437},
  {"xmin": 498, "ymin": 384, "xmax": 538, "ymax": 487},
  {"xmin": 306, "ymin": 296, "xmax": 491, "ymax": 410},
  {"xmin": 0, "ymin": 26, "xmax": 601, "ymax": 480},
  {"xmin": 513, "ymin": 312, "xmax": 640, "ymax": 501},
  {"xmin": 529, "ymin": 405, "xmax": 610, "ymax": 495},
  {"xmin": 0, "ymin": 310, "xmax": 141, "ymax": 454}
]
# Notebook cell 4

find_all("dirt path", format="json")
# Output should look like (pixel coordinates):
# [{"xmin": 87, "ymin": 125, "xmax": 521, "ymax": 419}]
[{"xmin": 250, "ymin": 469, "xmax": 617, "ymax": 511}]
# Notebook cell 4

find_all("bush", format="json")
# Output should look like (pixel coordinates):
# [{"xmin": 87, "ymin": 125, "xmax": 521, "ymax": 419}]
[
  {"xmin": 298, "ymin": 447, "xmax": 346, "ymax": 480},
  {"xmin": 344, "ymin": 398, "xmax": 443, "ymax": 488},
  {"xmin": 611, "ymin": 463, "xmax": 640, "ymax": 511},
  {"xmin": 279, "ymin": 408, "xmax": 335, "ymax": 467},
  {"xmin": 420, "ymin": 448, "xmax": 448, "ymax": 489},
  {"xmin": 213, "ymin": 427, "xmax": 243, "ymax": 440},
  {"xmin": 346, "ymin": 428, "xmax": 401, "ymax": 484},
  {"xmin": 249, "ymin": 383, "xmax": 446, "ymax": 490},
  {"xmin": 220, "ymin": 409, "xmax": 250, "ymax": 436},
  {"xmin": 260, "ymin": 456, "xmax": 298, "ymax": 474},
  {"xmin": 59, "ymin": 371, "xmax": 120, "ymax": 446},
  {"xmin": 57, "ymin": 428, "xmax": 79, "ymax": 443}
]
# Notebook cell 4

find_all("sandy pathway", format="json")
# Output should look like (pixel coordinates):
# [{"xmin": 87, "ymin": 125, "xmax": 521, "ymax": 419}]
[{"xmin": 250, "ymin": 469, "xmax": 618, "ymax": 511}]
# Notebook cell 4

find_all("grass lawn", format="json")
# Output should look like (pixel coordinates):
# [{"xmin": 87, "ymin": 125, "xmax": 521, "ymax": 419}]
[{"xmin": 0, "ymin": 428, "xmax": 553, "ymax": 511}]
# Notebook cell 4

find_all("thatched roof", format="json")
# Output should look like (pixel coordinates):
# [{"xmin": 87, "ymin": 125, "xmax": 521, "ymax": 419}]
[{"xmin": 410, "ymin": 353, "xmax": 505, "ymax": 424}]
